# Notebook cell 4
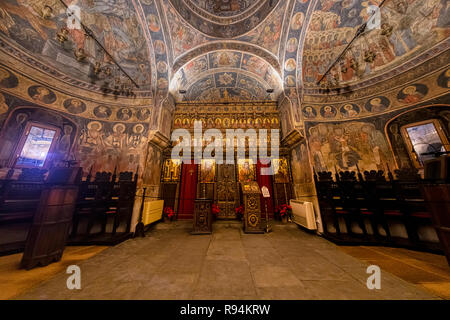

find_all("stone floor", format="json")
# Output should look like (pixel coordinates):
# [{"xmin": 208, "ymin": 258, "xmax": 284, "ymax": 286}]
[{"xmin": 16, "ymin": 221, "xmax": 440, "ymax": 300}]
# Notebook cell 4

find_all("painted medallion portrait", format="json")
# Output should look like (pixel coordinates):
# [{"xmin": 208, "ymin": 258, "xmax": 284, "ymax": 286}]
[
  {"xmin": 157, "ymin": 61, "xmax": 168, "ymax": 74},
  {"xmin": 285, "ymin": 75, "xmax": 296, "ymax": 87},
  {"xmin": 287, "ymin": 37, "xmax": 298, "ymax": 53},
  {"xmin": 340, "ymin": 104, "xmax": 360, "ymax": 118},
  {"xmin": 64, "ymin": 99, "xmax": 87, "ymax": 114},
  {"xmin": 291, "ymin": 12, "xmax": 304, "ymax": 30},
  {"xmin": 284, "ymin": 59, "xmax": 297, "ymax": 72},
  {"xmin": 397, "ymin": 84, "xmax": 428, "ymax": 104},
  {"xmin": 133, "ymin": 123, "xmax": 145, "ymax": 135},
  {"xmin": 147, "ymin": 14, "xmax": 161, "ymax": 32},
  {"xmin": 303, "ymin": 106, "xmax": 317, "ymax": 119},
  {"xmin": 437, "ymin": 69, "xmax": 450, "ymax": 88},
  {"xmin": 0, "ymin": 67, "xmax": 19, "ymax": 89},
  {"xmin": 154, "ymin": 40, "xmax": 166, "ymax": 55},
  {"xmin": 365, "ymin": 96, "xmax": 390, "ymax": 113},
  {"xmin": 320, "ymin": 105, "xmax": 337, "ymax": 119},
  {"xmin": 117, "ymin": 108, "xmax": 133, "ymax": 121},
  {"xmin": 137, "ymin": 108, "xmax": 151, "ymax": 121},
  {"xmin": 94, "ymin": 105, "xmax": 112, "ymax": 119},
  {"xmin": 28, "ymin": 86, "xmax": 56, "ymax": 104}
]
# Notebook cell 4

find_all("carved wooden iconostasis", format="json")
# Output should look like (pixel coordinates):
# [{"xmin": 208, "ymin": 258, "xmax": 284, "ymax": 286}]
[{"xmin": 160, "ymin": 100, "xmax": 295, "ymax": 220}]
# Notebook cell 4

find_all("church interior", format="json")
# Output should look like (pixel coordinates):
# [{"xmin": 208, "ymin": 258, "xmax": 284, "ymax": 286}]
[{"xmin": 0, "ymin": 0, "xmax": 449, "ymax": 301}]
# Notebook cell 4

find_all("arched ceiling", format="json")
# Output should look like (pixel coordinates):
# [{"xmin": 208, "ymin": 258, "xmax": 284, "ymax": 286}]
[
  {"xmin": 170, "ymin": 50, "xmax": 283, "ymax": 101},
  {"xmin": 0, "ymin": 0, "xmax": 153, "ymax": 96},
  {"xmin": 302, "ymin": 0, "xmax": 449, "ymax": 95},
  {"xmin": 0, "ymin": 0, "xmax": 448, "ymax": 104},
  {"xmin": 168, "ymin": 0, "xmax": 280, "ymax": 38}
]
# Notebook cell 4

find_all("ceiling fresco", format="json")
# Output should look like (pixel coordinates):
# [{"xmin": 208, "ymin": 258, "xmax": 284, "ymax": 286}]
[
  {"xmin": 301, "ymin": 0, "xmax": 450, "ymax": 94},
  {"xmin": 0, "ymin": 0, "xmax": 448, "ymax": 107},
  {"xmin": 168, "ymin": 0, "xmax": 280, "ymax": 38},
  {"xmin": 170, "ymin": 50, "xmax": 283, "ymax": 101},
  {"xmin": 0, "ymin": 0, "xmax": 152, "ymax": 94},
  {"xmin": 188, "ymin": 0, "xmax": 262, "ymax": 17}
]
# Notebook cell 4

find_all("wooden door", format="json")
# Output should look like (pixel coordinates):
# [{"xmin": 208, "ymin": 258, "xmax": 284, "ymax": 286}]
[{"xmin": 216, "ymin": 164, "xmax": 237, "ymax": 219}]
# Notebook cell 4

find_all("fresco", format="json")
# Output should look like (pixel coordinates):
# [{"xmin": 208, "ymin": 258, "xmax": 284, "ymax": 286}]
[
  {"xmin": 93, "ymin": 105, "xmax": 112, "ymax": 119},
  {"xmin": 437, "ymin": 68, "xmax": 450, "ymax": 88},
  {"xmin": 397, "ymin": 84, "xmax": 429, "ymax": 104},
  {"xmin": 291, "ymin": 141, "xmax": 312, "ymax": 185},
  {"xmin": 210, "ymin": 51, "xmax": 241, "ymax": 69},
  {"xmin": 302, "ymin": 0, "xmax": 450, "ymax": 90},
  {"xmin": 164, "ymin": 2, "xmax": 210, "ymax": 58},
  {"xmin": 184, "ymin": 72, "xmax": 270, "ymax": 101},
  {"xmin": 307, "ymin": 121, "xmax": 393, "ymax": 173},
  {"xmin": 28, "ymin": 85, "xmax": 56, "ymax": 104},
  {"xmin": 171, "ymin": 50, "xmax": 282, "ymax": 102},
  {"xmin": 320, "ymin": 105, "xmax": 337, "ymax": 119},
  {"xmin": 364, "ymin": 96, "xmax": 391, "ymax": 113},
  {"xmin": 0, "ymin": 66, "xmax": 18, "ymax": 89},
  {"xmin": 168, "ymin": 0, "xmax": 280, "ymax": 38},
  {"xmin": 77, "ymin": 119, "xmax": 148, "ymax": 174},
  {"xmin": 0, "ymin": 0, "xmax": 152, "ymax": 91},
  {"xmin": 303, "ymin": 106, "xmax": 318, "ymax": 119},
  {"xmin": 238, "ymin": 0, "xmax": 287, "ymax": 55},
  {"xmin": 189, "ymin": 0, "xmax": 256, "ymax": 17},
  {"xmin": 340, "ymin": 104, "xmax": 360, "ymax": 118},
  {"xmin": 63, "ymin": 98, "xmax": 87, "ymax": 115}
]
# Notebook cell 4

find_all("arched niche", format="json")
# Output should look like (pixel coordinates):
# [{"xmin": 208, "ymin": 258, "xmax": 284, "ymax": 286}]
[
  {"xmin": 0, "ymin": 106, "xmax": 78, "ymax": 169},
  {"xmin": 386, "ymin": 105, "xmax": 450, "ymax": 170}
]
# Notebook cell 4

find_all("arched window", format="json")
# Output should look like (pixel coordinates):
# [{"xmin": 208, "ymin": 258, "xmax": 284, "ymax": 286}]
[
  {"xmin": 400, "ymin": 119, "xmax": 449, "ymax": 168},
  {"xmin": 13, "ymin": 121, "xmax": 60, "ymax": 168}
]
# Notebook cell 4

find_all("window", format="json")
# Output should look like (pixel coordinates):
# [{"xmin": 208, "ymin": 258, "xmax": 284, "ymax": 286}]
[
  {"xmin": 401, "ymin": 119, "xmax": 449, "ymax": 168},
  {"xmin": 13, "ymin": 122, "xmax": 59, "ymax": 168}
]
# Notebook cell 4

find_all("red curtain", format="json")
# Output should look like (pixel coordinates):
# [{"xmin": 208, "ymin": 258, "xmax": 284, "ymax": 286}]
[
  {"xmin": 257, "ymin": 160, "xmax": 274, "ymax": 218},
  {"xmin": 177, "ymin": 163, "xmax": 198, "ymax": 220}
]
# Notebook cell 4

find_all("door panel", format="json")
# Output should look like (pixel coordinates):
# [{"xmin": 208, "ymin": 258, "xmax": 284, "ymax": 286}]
[{"xmin": 216, "ymin": 164, "xmax": 237, "ymax": 219}]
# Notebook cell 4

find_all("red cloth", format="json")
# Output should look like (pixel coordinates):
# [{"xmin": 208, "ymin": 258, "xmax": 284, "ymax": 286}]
[
  {"xmin": 257, "ymin": 160, "xmax": 274, "ymax": 218},
  {"xmin": 177, "ymin": 163, "xmax": 198, "ymax": 220}
]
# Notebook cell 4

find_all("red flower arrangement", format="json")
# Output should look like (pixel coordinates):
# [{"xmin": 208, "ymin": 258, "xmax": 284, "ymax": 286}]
[
  {"xmin": 163, "ymin": 207, "xmax": 175, "ymax": 221},
  {"xmin": 235, "ymin": 205, "xmax": 244, "ymax": 221},
  {"xmin": 276, "ymin": 204, "xmax": 292, "ymax": 220},
  {"xmin": 212, "ymin": 204, "xmax": 220, "ymax": 217}
]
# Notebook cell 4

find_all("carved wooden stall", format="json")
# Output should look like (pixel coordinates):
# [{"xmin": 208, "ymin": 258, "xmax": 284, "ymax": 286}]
[{"xmin": 14, "ymin": 167, "xmax": 82, "ymax": 269}]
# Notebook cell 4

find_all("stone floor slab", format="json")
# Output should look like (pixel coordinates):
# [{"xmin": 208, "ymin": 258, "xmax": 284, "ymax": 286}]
[{"xmin": 13, "ymin": 222, "xmax": 439, "ymax": 300}]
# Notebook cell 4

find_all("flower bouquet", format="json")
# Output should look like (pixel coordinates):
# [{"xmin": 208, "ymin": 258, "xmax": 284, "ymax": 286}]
[
  {"xmin": 212, "ymin": 204, "xmax": 220, "ymax": 219},
  {"xmin": 235, "ymin": 205, "xmax": 244, "ymax": 221},
  {"xmin": 163, "ymin": 207, "xmax": 175, "ymax": 221},
  {"xmin": 276, "ymin": 204, "xmax": 292, "ymax": 222}
]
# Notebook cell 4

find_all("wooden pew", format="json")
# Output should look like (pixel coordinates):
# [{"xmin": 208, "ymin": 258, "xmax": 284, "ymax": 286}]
[
  {"xmin": 335, "ymin": 171, "xmax": 368, "ymax": 237},
  {"xmin": 314, "ymin": 170, "xmax": 342, "ymax": 235},
  {"xmin": 0, "ymin": 169, "xmax": 47, "ymax": 225},
  {"xmin": 393, "ymin": 168, "xmax": 433, "ymax": 245},
  {"xmin": 314, "ymin": 166, "xmax": 439, "ymax": 253},
  {"xmin": 69, "ymin": 169, "xmax": 138, "ymax": 245}
]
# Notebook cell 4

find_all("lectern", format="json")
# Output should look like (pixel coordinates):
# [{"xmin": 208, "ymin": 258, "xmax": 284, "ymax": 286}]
[{"xmin": 240, "ymin": 182, "xmax": 264, "ymax": 234}]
